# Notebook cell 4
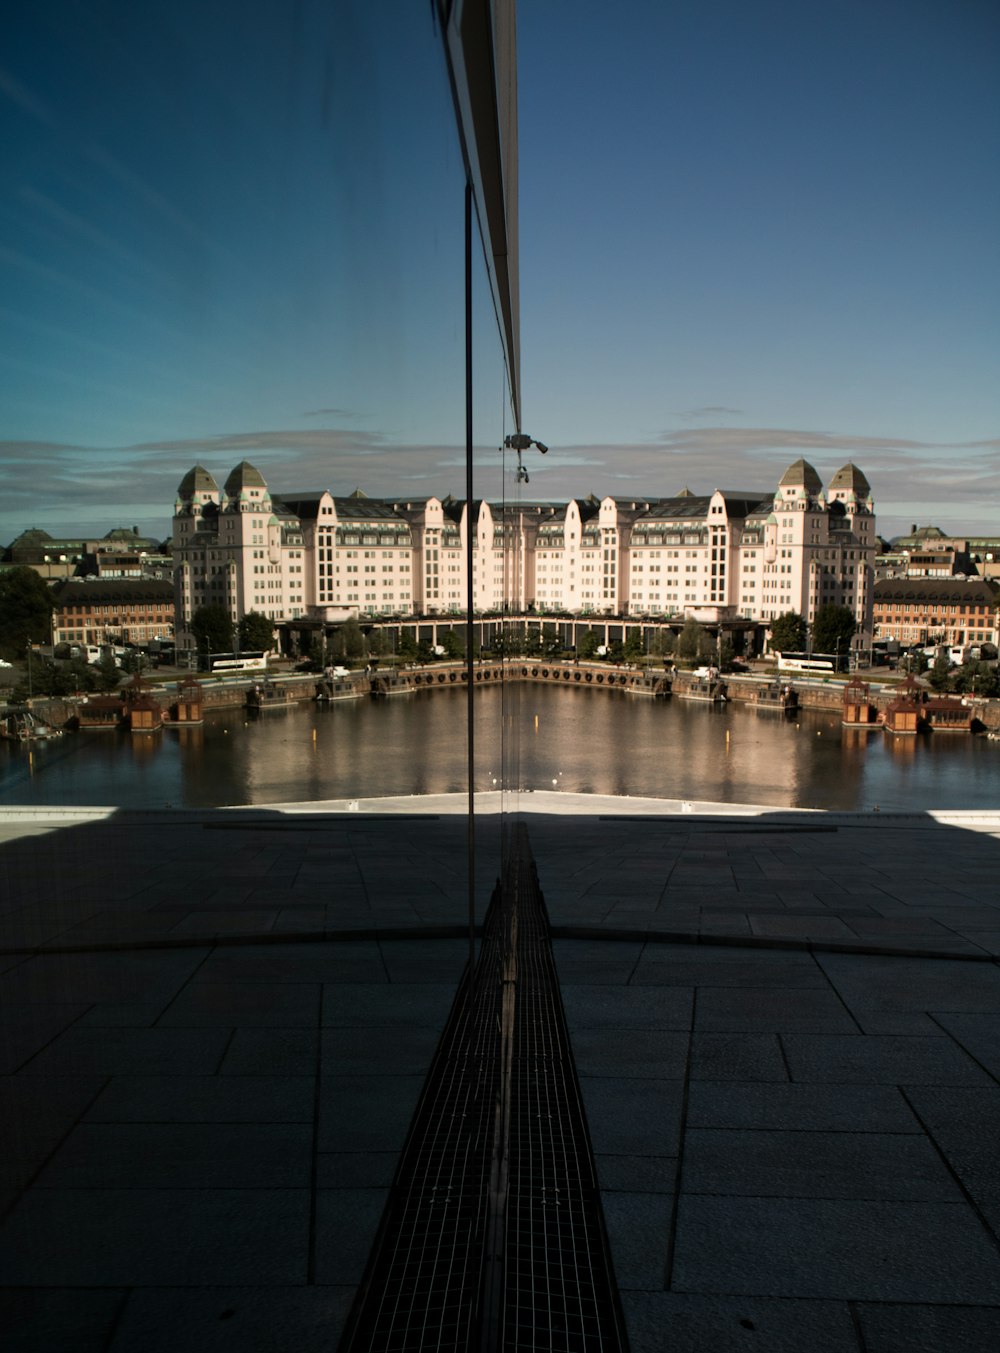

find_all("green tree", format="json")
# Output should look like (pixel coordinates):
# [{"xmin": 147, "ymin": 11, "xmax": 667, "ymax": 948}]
[
  {"xmin": 953, "ymin": 660, "xmax": 999, "ymax": 697},
  {"xmin": 661, "ymin": 631, "xmax": 677, "ymax": 656},
  {"xmin": 12, "ymin": 652, "xmax": 92, "ymax": 701},
  {"xmin": 237, "ymin": 610, "xmax": 275, "ymax": 652},
  {"xmin": 810, "ymin": 605, "xmax": 856, "ymax": 664},
  {"xmin": 769, "ymin": 611, "xmax": 807, "ymax": 654},
  {"xmin": 542, "ymin": 624, "xmax": 562, "ymax": 657},
  {"xmin": 95, "ymin": 651, "xmax": 121, "ymax": 691},
  {"xmin": 678, "ymin": 616, "xmax": 704, "ymax": 660},
  {"xmin": 927, "ymin": 652, "xmax": 952, "ymax": 692},
  {"xmin": 442, "ymin": 628, "xmax": 464, "ymax": 659},
  {"xmin": 0, "ymin": 567, "xmax": 54, "ymax": 657},
  {"xmin": 122, "ymin": 649, "xmax": 147, "ymax": 676},
  {"xmin": 398, "ymin": 630, "xmax": 417, "ymax": 661},
  {"xmin": 191, "ymin": 604, "xmax": 233, "ymax": 659},
  {"xmin": 698, "ymin": 630, "xmax": 716, "ymax": 659},
  {"xmin": 367, "ymin": 629, "xmax": 385, "ymax": 657},
  {"xmin": 578, "ymin": 629, "xmax": 599, "ymax": 659},
  {"xmin": 623, "ymin": 629, "xmax": 643, "ymax": 661},
  {"xmin": 301, "ymin": 639, "xmax": 324, "ymax": 671},
  {"xmin": 340, "ymin": 616, "xmax": 366, "ymax": 659},
  {"xmin": 59, "ymin": 658, "xmax": 97, "ymax": 695},
  {"xmin": 718, "ymin": 638, "xmax": 736, "ymax": 670}
]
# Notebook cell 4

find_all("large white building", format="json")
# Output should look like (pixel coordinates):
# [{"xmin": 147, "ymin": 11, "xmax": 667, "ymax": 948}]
[{"xmin": 172, "ymin": 458, "xmax": 875, "ymax": 649}]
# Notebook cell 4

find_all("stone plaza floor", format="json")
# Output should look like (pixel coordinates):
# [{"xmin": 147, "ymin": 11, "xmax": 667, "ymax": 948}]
[{"xmin": 1, "ymin": 796, "xmax": 999, "ymax": 1350}]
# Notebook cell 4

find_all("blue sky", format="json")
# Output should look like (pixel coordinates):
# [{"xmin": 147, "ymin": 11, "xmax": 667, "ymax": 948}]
[
  {"xmin": 1, "ymin": 1, "xmax": 997, "ymax": 543},
  {"xmin": 517, "ymin": 0, "xmax": 1000, "ymax": 535}
]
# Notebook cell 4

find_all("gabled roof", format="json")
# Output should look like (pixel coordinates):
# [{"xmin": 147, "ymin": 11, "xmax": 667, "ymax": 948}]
[
  {"xmin": 716, "ymin": 491, "xmax": 773, "ymax": 515},
  {"xmin": 873, "ymin": 578, "xmax": 998, "ymax": 604},
  {"xmin": 639, "ymin": 495, "xmax": 713, "ymax": 522},
  {"xmin": 273, "ymin": 493, "xmax": 326, "ymax": 521},
  {"xmin": 333, "ymin": 498, "xmax": 407, "ymax": 522},
  {"xmin": 51, "ymin": 578, "xmax": 174, "ymax": 605}
]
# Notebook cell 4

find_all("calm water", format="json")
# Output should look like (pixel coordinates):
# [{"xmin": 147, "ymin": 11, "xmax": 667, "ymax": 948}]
[{"xmin": 2, "ymin": 685, "xmax": 998, "ymax": 812}]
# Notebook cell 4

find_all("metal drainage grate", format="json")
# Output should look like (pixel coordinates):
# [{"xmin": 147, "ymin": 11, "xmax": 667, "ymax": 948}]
[{"xmin": 339, "ymin": 825, "xmax": 627, "ymax": 1352}]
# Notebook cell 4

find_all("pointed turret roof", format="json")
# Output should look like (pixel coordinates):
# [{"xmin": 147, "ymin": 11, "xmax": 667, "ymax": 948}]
[
  {"xmin": 778, "ymin": 458, "xmax": 822, "ymax": 494},
  {"xmin": 177, "ymin": 465, "xmax": 219, "ymax": 498},
  {"xmin": 828, "ymin": 462, "xmax": 871, "ymax": 496},
  {"xmin": 223, "ymin": 461, "xmax": 267, "ymax": 495}
]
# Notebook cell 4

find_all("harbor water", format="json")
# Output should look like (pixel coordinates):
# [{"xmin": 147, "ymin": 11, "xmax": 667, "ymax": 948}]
[{"xmin": 1, "ymin": 684, "xmax": 998, "ymax": 812}]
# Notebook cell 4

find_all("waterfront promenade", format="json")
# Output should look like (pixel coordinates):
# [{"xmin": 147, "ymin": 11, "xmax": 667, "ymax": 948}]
[{"xmin": 1, "ymin": 795, "xmax": 999, "ymax": 1349}]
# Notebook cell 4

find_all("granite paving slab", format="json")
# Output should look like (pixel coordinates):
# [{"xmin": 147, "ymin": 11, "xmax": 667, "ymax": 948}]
[
  {"xmin": 689, "ymin": 1032, "xmax": 789, "ymax": 1083},
  {"xmin": 156, "ymin": 980, "xmax": 322, "ymax": 1028},
  {"xmin": 630, "ymin": 947, "xmax": 826, "ymax": 988},
  {"xmin": 0, "ymin": 1188, "xmax": 310, "ymax": 1286},
  {"xmin": 686, "ymin": 1082, "xmax": 920, "ymax": 1133},
  {"xmin": 316, "ymin": 1152, "xmax": 399, "ymax": 1189},
  {"xmin": 855, "ymin": 1302, "xmax": 1000, "ymax": 1353},
  {"xmin": 34, "ymin": 1122, "xmax": 313, "ymax": 1190},
  {"xmin": 0, "ymin": 1288, "xmax": 125, "ymax": 1353},
  {"xmin": 559, "ymin": 984, "xmax": 693, "ymax": 1029},
  {"xmin": 620, "ymin": 1292, "xmax": 861, "ymax": 1353},
  {"xmin": 219, "ymin": 1029, "xmax": 319, "ymax": 1076},
  {"xmin": 930, "ymin": 1012, "xmax": 1000, "ymax": 1080},
  {"xmin": 683, "ymin": 1128, "xmax": 960, "ymax": 1202},
  {"xmin": 0, "ymin": 1004, "xmax": 93, "ymax": 1074},
  {"xmin": 0, "ymin": 1075, "xmax": 106, "ymax": 1190},
  {"xmin": 672, "ymin": 1196, "xmax": 1000, "ymax": 1302},
  {"xmin": 22, "ymin": 1026, "xmax": 233, "ymax": 1078},
  {"xmin": 106, "ymin": 1286, "xmax": 357, "ymax": 1353},
  {"xmin": 781, "ymin": 1034, "xmax": 995, "ymax": 1086},
  {"xmin": 0, "ymin": 950, "xmax": 210, "ymax": 1005},
  {"xmin": 578, "ymin": 1077, "xmax": 685, "ymax": 1157},
  {"xmin": 570, "ymin": 1028, "xmax": 690, "ymax": 1079},
  {"xmin": 83, "ymin": 1074, "xmax": 315, "ymax": 1123},
  {"xmin": 317, "ymin": 1074, "xmax": 426, "ymax": 1153},
  {"xmin": 601, "ymin": 1190, "xmax": 674, "ymax": 1290},
  {"xmin": 594, "ymin": 1154, "xmax": 677, "ymax": 1193},
  {"xmin": 313, "ymin": 1189, "xmax": 390, "ymax": 1286},
  {"xmin": 693, "ymin": 987, "xmax": 859, "ymax": 1034},
  {"xmin": 321, "ymin": 982, "xmax": 458, "ymax": 1026},
  {"xmin": 321, "ymin": 1013, "xmax": 443, "ymax": 1072}
]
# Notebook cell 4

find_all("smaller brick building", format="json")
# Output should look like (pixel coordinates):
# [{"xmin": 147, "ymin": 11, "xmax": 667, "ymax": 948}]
[
  {"xmin": 873, "ymin": 578, "xmax": 999, "ymax": 647},
  {"xmin": 51, "ymin": 579, "xmax": 175, "ymax": 647}
]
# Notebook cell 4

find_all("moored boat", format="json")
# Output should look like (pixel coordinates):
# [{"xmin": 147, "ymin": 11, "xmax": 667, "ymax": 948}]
[
  {"xmin": 0, "ymin": 708, "xmax": 64, "ymax": 742},
  {"xmin": 754, "ymin": 680, "xmax": 798, "ymax": 714},
  {"xmin": 246, "ymin": 681, "xmax": 291, "ymax": 711}
]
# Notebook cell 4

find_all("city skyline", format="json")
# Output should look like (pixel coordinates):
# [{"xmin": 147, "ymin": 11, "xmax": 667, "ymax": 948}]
[{"xmin": 2, "ymin": 1, "xmax": 997, "ymax": 542}]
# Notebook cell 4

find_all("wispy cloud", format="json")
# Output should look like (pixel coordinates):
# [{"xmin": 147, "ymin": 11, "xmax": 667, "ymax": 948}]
[
  {"xmin": 2, "ymin": 422, "xmax": 998, "ymax": 541},
  {"xmin": 513, "ymin": 425, "xmax": 1000, "ymax": 536},
  {"xmin": 127, "ymin": 428, "xmax": 387, "ymax": 457},
  {"xmin": 652, "ymin": 425, "xmax": 1000, "ymax": 457},
  {"xmin": 671, "ymin": 405, "xmax": 743, "ymax": 418}
]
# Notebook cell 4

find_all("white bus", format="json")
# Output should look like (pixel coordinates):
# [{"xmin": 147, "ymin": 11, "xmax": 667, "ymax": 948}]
[
  {"xmin": 776, "ymin": 652, "xmax": 843, "ymax": 675},
  {"xmin": 207, "ymin": 652, "xmax": 269, "ymax": 673}
]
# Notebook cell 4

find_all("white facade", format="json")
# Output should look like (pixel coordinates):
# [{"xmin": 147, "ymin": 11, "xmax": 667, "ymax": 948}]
[{"xmin": 172, "ymin": 459, "xmax": 876, "ymax": 645}]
